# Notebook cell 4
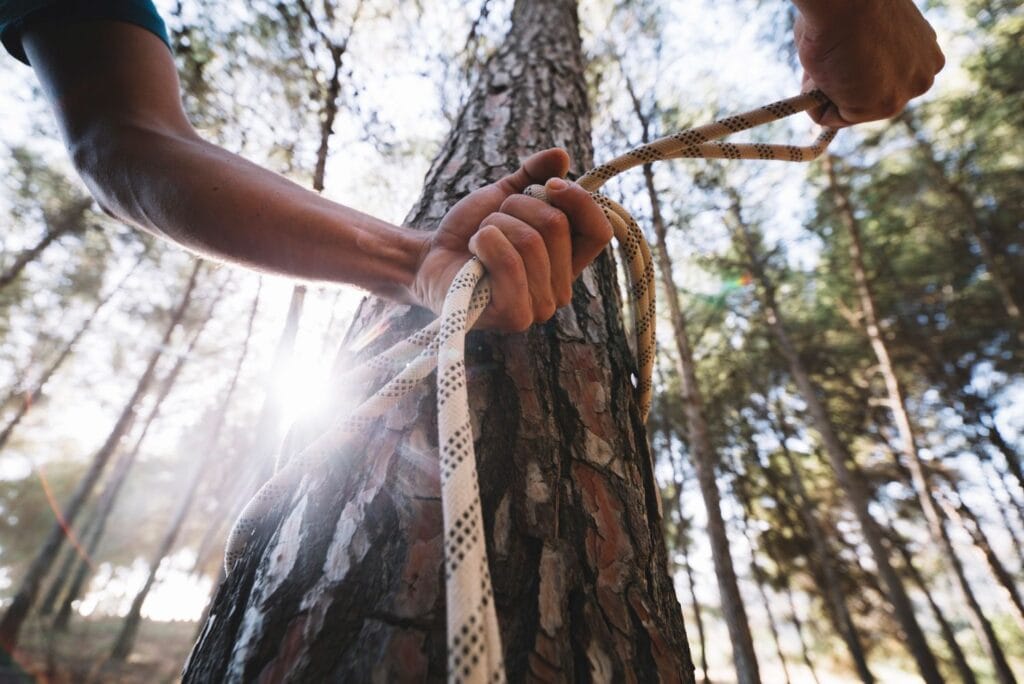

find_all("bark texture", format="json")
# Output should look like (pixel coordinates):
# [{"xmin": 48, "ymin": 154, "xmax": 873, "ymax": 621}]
[{"xmin": 184, "ymin": 2, "xmax": 692, "ymax": 682}]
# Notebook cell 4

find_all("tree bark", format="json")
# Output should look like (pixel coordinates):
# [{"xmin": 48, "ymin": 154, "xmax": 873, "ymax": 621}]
[
  {"xmin": 726, "ymin": 194, "xmax": 943, "ymax": 684},
  {"xmin": 826, "ymin": 156, "xmax": 1017, "ymax": 684},
  {"xmin": 184, "ymin": 2, "xmax": 692, "ymax": 682},
  {"xmin": 626, "ymin": 78, "xmax": 759, "ymax": 684},
  {"xmin": 0, "ymin": 260, "xmax": 203, "ymax": 653}
]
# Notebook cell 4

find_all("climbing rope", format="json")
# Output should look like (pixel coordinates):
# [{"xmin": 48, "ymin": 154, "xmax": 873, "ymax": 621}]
[{"xmin": 224, "ymin": 90, "xmax": 836, "ymax": 683}]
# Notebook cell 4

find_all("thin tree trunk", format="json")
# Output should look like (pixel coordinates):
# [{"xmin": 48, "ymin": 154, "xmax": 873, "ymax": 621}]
[
  {"xmin": 737, "ymin": 507, "xmax": 793, "ymax": 684},
  {"xmin": 627, "ymin": 77, "xmax": 759, "ymax": 684},
  {"xmin": 726, "ymin": 193, "xmax": 943, "ymax": 684},
  {"xmin": 887, "ymin": 525, "xmax": 978, "ymax": 684},
  {"xmin": 979, "ymin": 460, "xmax": 1024, "ymax": 571},
  {"xmin": 826, "ymin": 156, "xmax": 1018, "ymax": 684},
  {"xmin": 0, "ymin": 251, "xmax": 146, "ymax": 451},
  {"xmin": 0, "ymin": 260, "xmax": 203, "ymax": 652},
  {"xmin": 769, "ymin": 400, "xmax": 875, "ymax": 684},
  {"xmin": 0, "ymin": 197, "xmax": 92, "ymax": 290},
  {"xmin": 107, "ymin": 277, "xmax": 243, "ymax": 660},
  {"xmin": 48, "ymin": 281, "xmax": 225, "ymax": 631},
  {"xmin": 938, "ymin": 488, "xmax": 1024, "ymax": 633},
  {"xmin": 185, "ymin": 2, "xmax": 692, "ymax": 680},
  {"xmin": 662, "ymin": 419, "xmax": 711, "ymax": 684},
  {"xmin": 783, "ymin": 582, "xmax": 822, "ymax": 684}
]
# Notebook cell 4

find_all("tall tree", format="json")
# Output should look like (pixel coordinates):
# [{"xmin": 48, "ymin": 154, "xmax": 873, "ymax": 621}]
[
  {"xmin": 184, "ymin": 2, "xmax": 692, "ymax": 681},
  {"xmin": 627, "ymin": 76, "xmax": 759, "ymax": 683},
  {"xmin": 724, "ymin": 189, "xmax": 943, "ymax": 683},
  {"xmin": 824, "ymin": 155, "xmax": 1018, "ymax": 684},
  {"xmin": 0, "ymin": 260, "xmax": 203, "ymax": 652}
]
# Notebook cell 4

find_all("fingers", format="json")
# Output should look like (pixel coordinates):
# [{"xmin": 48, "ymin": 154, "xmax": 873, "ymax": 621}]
[
  {"xmin": 495, "ymin": 148, "xmax": 570, "ymax": 196},
  {"xmin": 469, "ymin": 222, "xmax": 552, "ymax": 333},
  {"xmin": 498, "ymin": 194, "xmax": 573, "ymax": 306},
  {"xmin": 541, "ymin": 177, "xmax": 613, "ymax": 277}
]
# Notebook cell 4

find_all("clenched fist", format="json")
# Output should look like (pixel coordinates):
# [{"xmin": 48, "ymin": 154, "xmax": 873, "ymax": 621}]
[
  {"xmin": 410, "ymin": 148, "xmax": 613, "ymax": 332},
  {"xmin": 793, "ymin": 0, "xmax": 945, "ymax": 127}
]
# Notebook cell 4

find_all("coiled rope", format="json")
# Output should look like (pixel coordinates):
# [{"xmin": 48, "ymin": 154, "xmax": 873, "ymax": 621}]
[{"xmin": 225, "ymin": 90, "xmax": 836, "ymax": 683}]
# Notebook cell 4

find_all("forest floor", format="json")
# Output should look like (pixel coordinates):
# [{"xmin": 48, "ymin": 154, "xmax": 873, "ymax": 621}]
[{"xmin": 3, "ymin": 616, "xmax": 195, "ymax": 683}]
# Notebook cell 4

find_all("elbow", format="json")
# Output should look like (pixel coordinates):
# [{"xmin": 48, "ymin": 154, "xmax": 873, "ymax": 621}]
[{"xmin": 67, "ymin": 122, "xmax": 136, "ymax": 221}]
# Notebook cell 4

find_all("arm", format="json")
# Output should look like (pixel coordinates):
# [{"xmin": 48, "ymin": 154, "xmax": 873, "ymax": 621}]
[
  {"xmin": 22, "ymin": 20, "xmax": 611, "ymax": 331},
  {"xmin": 791, "ymin": 0, "xmax": 945, "ymax": 126}
]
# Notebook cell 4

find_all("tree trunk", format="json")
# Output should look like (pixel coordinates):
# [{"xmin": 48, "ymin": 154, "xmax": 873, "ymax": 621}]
[
  {"xmin": 661, "ymin": 416, "xmax": 711, "ymax": 684},
  {"xmin": 0, "ymin": 250, "xmax": 145, "ymax": 451},
  {"xmin": 0, "ymin": 197, "xmax": 92, "ymax": 290},
  {"xmin": 783, "ymin": 582, "xmax": 822, "ymax": 684},
  {"xmin": 184, "ymin": 2, "xmax": 692, "ymax": 682},
  {"xmin": 887, "ymin": 526, "xmax": 978, "ymax": 684},
  {"xmin": 736, "ymin": 506, "xmax": 792, "ymax": 684},
  {"xmin": 938, "ymin": 488, "xmax": 1024, "ymax": 633},
  {"xmin": 0, "ymin": 260, "xmax": 203, "ymax": 653},
  {"xmin": 48, "ymin": 282, "xmax": 223, "ymax": 630},
  {"xmin": 769, "ymin": 400, "xmax": 875, "ymax": 684},
  {"xmin": 627, "ymin": 80, "xmax": 759, "ymax": 683},
  {"xmin": 726, "ymin": 195, "xmax": 943, "ymax": 684},
  {"xmin": 978, "ymin": 460, "xmax": 1024, "ymax": 572},
  {"xmin": 826, "ymin": 156, "xmax": 1018, "ymax": 684}
]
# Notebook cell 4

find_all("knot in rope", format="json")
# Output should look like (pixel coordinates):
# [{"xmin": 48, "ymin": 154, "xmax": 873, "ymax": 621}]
[{"xmin": 225, "ymin": 90, "xmax": 836, "ymax": 684}]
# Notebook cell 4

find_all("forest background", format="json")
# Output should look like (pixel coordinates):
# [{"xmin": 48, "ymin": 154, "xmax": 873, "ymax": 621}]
[{"xmin": 0, "ymin": 0, "xmax": 1021, "ymax": 681}]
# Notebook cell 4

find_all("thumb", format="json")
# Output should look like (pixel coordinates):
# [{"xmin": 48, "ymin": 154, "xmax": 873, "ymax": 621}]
[{"xmin": 495, "ymin": 148, "xmax": 570, "ymax": 196}]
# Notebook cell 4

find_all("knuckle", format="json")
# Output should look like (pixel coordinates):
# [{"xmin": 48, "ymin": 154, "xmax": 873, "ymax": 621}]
[
  {"xmin": 483, "ymin": 212, "xmax": 504, "ymax": 228},
  {"xmin": 517, "ymin": 230, "xmax": 546, "ymax": 257},
  {"xmin": 542, "ymin": 208, "xmax": 570, "ymax": 235},
  {"xmin": 535, "ymin": 299, "xmax": 556, "ymax": 324}
]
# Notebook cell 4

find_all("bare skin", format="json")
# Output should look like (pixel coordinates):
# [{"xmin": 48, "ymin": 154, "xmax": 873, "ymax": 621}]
[
  {"xmin": 19, "ymin": 2, "xmax": 943, "ymax": 330},
  {"xmin": 794, "ymin": 0, "xmax": 945, "ymax": 127}
]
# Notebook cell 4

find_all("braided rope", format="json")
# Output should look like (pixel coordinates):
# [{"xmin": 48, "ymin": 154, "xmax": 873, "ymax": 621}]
[{"xmin": 224, "ymin": 90, "xmax": 836, "ymax": 683}]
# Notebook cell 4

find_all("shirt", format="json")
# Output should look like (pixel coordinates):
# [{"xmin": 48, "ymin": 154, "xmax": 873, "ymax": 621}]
[{"xmin": 0, "ymin": 0, "xmax": 170, "ymax": 64}]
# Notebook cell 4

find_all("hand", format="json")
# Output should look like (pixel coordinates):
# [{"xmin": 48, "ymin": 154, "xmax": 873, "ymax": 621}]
[
  {"xmin": 410, "ymin": 148, "xmax": 613, "ymax": 332},
  {"xmin": 794, "ymin": 0, "xmax": 945, "ymax": 127}
]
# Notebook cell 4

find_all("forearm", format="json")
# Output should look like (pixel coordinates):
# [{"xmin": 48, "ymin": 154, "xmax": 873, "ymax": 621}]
[{"xmin": 81, "ymin": 124, "xmax": 427, "ymax": 301}]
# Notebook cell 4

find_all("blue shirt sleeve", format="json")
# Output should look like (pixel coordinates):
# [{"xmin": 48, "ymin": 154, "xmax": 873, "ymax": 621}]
[{"xmin": 1, "ymin": 0, "xmax": 171, "ymax": 65}]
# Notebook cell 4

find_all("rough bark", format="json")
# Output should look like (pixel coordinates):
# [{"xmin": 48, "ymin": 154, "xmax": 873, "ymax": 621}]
[
  {"xmin": 0, "ymin": 197, "xmax": 92, "ymax": 291},
  {"xmin": 184, "ymin": 2, "xmax": 692, "ymax": 682},
  {"xmin": 826, "ymin": 157, "xmax": 1017, "ymax": 684},
  {"xmin": 726, "ymin": 195, "xmax": 943, "ymax": 684},
  {"xmin": 0, "ymin": 260, "xmax": 203, "ymax": 652},
  {"xmin": 626, "ymin": 77, "xmax": 759, "ymax": 684},
  {"xmin": 769, "ymin": 400, "xmax": 875, "ymax": 684}
]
